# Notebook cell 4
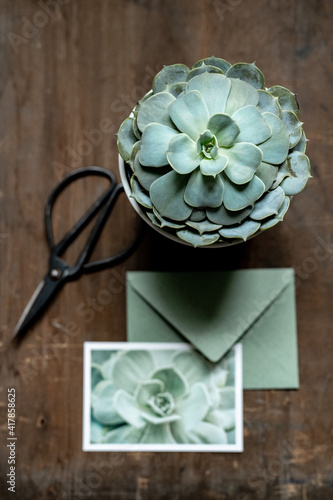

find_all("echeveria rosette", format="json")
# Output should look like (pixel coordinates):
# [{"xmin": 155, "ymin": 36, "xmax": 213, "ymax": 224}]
[
  {"xmin": 117, "ymin": 56, "xmax": 311, "ymax": 247},
  {"xmin": 90, "ymin": 349, "xmax": 236, "ymax": 445}
]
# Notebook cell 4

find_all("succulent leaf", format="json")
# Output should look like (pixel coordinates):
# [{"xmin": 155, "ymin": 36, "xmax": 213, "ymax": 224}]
[
  {"xmin": 137, "ymin": 92, "xmax": 176, "ymax": 132},
  {"xmin": 134, "ymin": 155, "xmax": 170, "ymax": 191},
  {"xmin": 207, "ymin": 113, "xmax": 240, "ymax": 147},
  {"xmin": 260, "ymin": 196, "xmax": 290, "ymax": 230},
  {"xmin": 117, "ymin": 117, "xmax": 137, "ymax": 162},
  {"xmin": 268, "ymin": 85, "xmax": 299, "ymax": 117},
  {"xmin": 206, "ymin": 205, "xmax": 252, "ymax": 225},
  {"xmin": 168, "ymin": 90, "xmax": 209, "ymax": 140},
  {"xmin": 223, "ymin": 174, "xmax": 265, "ymax": 211},
  {"xmin": 166, "ymin": 133, "xmax": 200, "ymax": 174},
  {"xmin": 153, "ymin": 207, "xmax": 186, "ymax": 229},
  {"xmin": 281, "ymin": 110, "xmax": 303, "ymax": 148},
  {"xmin": 255, "ymin": 162, "xmax": 279, "ymax": 191},
  {"xmin": 226, "ymin": 62, "xmax": 265, "ymax": 89},
  {"xmin": 186, "ymin": 219, "xmax": 222, "ymax": 235},
  {"xmin": 150, "ymin": 367, "xmax": 189, "ymax": 398},
  {"xmin": 224, "ymin": 77, "xmax": 259, "ymax": 115},
  {"xmin": 257, "ymin": 89, "xmax": 282, "ymax": 117},
  {"xmin": 140, "ymin": 123, "xmax": 178, "ymax": 166},
  {"xmin": 184, "ymin": 169, "xmax": 224, "ymax": 208},
  {"xmin": 193, "ymin": 56, "xmax": 232, "ymax": 73},
  {"xmin": 259, "ymin": 112, "xmax": 290, "ymax": 164},
  {"xmin": 152, "ymin": 64, "xmax": 190, "ymax": 93},
  {"xmin": 223, "ymin": 142, "xmax": 263, "ymax": 185},
  {"xmin": 130, "ymin": 176, "xmax": 153, "ymax": 209},
  {"xmin": 187, "ymin": 72, "xmax": 231, "ymax": 116},
  {"xmin": 186, "ymin": 64, "xmax": 223, "ymax": 81},
  {"xmin": 176, "ymin": 229, "xmax": 220, "ymax": 247},
  {"xmin": 150, "ymin": 170, "xmax": 192, "ymax": 221},
  {"xmin": 114, "ymin": 390, "xmax": 146, "ymax": 429},
  {"xmin": 200, "ymin": 154, "xmax": 228, "ymax": 177},
  {"xmin": 233, "ymin": 105, "xmax": 272, "ymax": 145},
  {"xmin": 250, "ymin": 186, "xmax": 285, "ymax": 220},
  {"xmin": 291, "ymin": 130, "xmax": 307, "ymax": 154},
  {"xmin": 280, "ymin": 152, "xmax": 312, "ymax": 195},
  {"xmin": 219, "ymin": 220, "xmax": 261, "ymax": 241}
]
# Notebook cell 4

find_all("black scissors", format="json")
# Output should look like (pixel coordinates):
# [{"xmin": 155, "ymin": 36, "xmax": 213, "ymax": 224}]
[{"xmin": 13, "ymin": 166, "xmax": 143, "ymax": 341}]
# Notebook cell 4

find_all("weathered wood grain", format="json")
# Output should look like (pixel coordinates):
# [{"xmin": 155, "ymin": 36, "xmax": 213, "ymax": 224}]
[{"xmin": 1, "ymin": 0, "xmax": 333, "ymax": 498}]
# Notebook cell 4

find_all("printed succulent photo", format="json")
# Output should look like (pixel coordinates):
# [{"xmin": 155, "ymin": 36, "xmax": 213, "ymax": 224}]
[{"xmin": 83, "ymin": 343, "xmax": 242, "ymax": 452}]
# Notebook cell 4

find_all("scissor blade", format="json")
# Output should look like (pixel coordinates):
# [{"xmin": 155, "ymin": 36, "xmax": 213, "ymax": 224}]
[{"xmin": 13, "ymin": 276, "xmax": 63, "ymax": 340}]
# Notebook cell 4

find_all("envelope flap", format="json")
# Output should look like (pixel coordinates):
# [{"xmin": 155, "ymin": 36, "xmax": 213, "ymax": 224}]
[{"xmin": 127, "ymin": 269, "xmax": 294, "ymax": 362}]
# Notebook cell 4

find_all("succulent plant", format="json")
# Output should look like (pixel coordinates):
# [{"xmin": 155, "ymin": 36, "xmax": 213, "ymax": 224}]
[
  {"xmin": 90, "ymin": 348, "xmax": 236, "ymax": 445},
  {"xmin": 117, "ymin": 56, "xmax": 311, "ymax": 247}
]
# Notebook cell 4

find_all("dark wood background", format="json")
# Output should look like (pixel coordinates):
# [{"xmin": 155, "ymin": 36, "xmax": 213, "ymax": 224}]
[{"xmin": 1, "ymin": 0, "xmax": 333, "ymax": 498}]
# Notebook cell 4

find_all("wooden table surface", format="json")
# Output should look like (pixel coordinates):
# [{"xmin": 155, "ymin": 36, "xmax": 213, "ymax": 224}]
[{"xmin": 1, "ymin": 0, "xmax": 333, "ymax": 498}]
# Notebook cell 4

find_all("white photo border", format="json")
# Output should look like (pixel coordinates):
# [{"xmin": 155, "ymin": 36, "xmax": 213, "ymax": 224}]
[{"xmin": 83, "ymin": 342, "xmax": 243, "ymax": 453}]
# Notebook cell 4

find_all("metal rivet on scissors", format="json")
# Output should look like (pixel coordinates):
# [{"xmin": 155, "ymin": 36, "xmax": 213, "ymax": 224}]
[{"xmin": 13, "ymin": 166, "xmax": 143, "ymax": 341}]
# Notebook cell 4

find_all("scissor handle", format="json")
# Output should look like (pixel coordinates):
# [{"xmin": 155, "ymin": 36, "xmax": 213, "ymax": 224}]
[{"xmin": 45, "ymin": 166, "xmax": 116, "ymax": 251}]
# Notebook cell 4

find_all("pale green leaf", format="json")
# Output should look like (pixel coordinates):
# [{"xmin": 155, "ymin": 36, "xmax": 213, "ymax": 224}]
[
  {"xmin": 207, "ymin": 204, "xmax": 252, "ymax": 225},
  {"xmin": 260, "ymin": 196, "xmax": 290, "ymax": 230},
  {"xmin": 250, "ymin": 186, "xmax": 285, "ymax": 220},
  {"xmin": 177, "ymin": 383, "xmax": 210, "ymax": 430},
  {"xmin": 113, "ymin": 390, "xmax": 146, "ymax": 429},
  {"xmin": 137, "ymin": 92, "xmax": 176, "ymax": 132},
  {"xmin": 111, "ymin": 350, "xmax": 155, "ymax": 393},
  {"xmin": 280, "ymin": 152, "xmax": 311, "ymax": 195},
  {"xmin": 186, "ymin": 219, "xmax": 222, "ymax": 234},
  {"xmin": 172, "ymin": 351, "xmax": 212, "ymax": 386},
  {"xmin": 226, "ymin": 62, "xmax": 265, "ymax": 89},
  {"xmin": 205, "ymin": 409, "xmax": 235, "ymax": 431},
  {"xmin": 258, "ymin": 112, "xmax": 290, "ymax": 165},
  {"xmin": 135, "ymin": 379, "xmax": 165, "ymax": 405},
  {"xmin": 184, "ymin": 169, "xmax": 224, "ymax": 208},
  {"xmin": 255, "ymin": 162, "xmax": 279, "ymax": 191},
  {"xmin": 171, "ymin": 420, "xmax": 227, "ymax": 444},
  {"xmin": 130, "ymin": 176, "xmax": 152, "ymax": 209},
  {"xmin": 224, "ymin": 77, "xmax": 259, "ymax": 115},
  {"xmin": 153, "ymin": 64, "xmax": 190, "ymax": 93},
  {"xmin": 117, "ymin": 117, "xmax": 138, "ymax": 162},
  {"xmin": 140, "ymin": 123, "xmax": 178, "ymax": 166},
  {"xmin": 187, "ymin": 72, "xmax": 231, "ymax": 116},
  {"xmin": 103, "ymin": 424, "xmax": 143, "ymax": 444},
  {"xmin": 92, "ymin": 381, "xmax": 124, "ymax": 426},
  {"xmin": 233, "ymin": 105, "xmax": 272, "ymax": 144},
  {"xmin": 150, "ymin": 170, "xmax": 192, "ymax": 221},
  {"xmin": 207, "ymin": 113, "xmax": 240, "ymax": 147},
  {"xmin": 153, "ymin": 207, "xmax": 186, "ymax": 229},
  {"xmin": 167, "ymin": 133, "xmax": 200, "ymax": 174},
  {"xmin": 140, "ymin": 423, "xmax": 177, "ymax": 444},
  {"xmin": 219, "ymin": 219, "xmax": 260, "ymax": 241},
  {"xmin": 168, "ymin": 90, "xmax": 209, "ymax": 140},
  {"xmin": 268, "ymin": 85, "xmax": 300, "ymax": 117},
  {"xmin": 223, "ymin": 174, "xmax": 265, "ymax": 211},
  {"xmin": 150, "ymin": 367, "xmax": 188, "ymax": 398},
  {"xmin": 200, "ymin": 154, "xmax": 228, "ymax": 177},
  {"xmin": 291, "ymin": 130, "xmax": 307, "ymax": 153},
  {"xmin": 186, "ymin": 64, "xmax": 223, "ymax": 82},
  {"xmin": 193, "ymin": 56, "xmax": 231, "ymax": 73},
  {"xmin": 257, "ymin": 89, "xmax": 282, "ymax": 117},
  {"xmin": 176, "ymin": 230, "xmax": 220, "ymax": 247},
  {"xmin": 281, "ymin": 110, "xmax": 303, "ymax": 148},
  {"xmin": 223, "ymin": 142, "xmax": 262, "ymax": 185}
]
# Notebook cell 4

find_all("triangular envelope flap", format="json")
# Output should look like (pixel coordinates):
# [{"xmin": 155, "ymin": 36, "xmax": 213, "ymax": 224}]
[{"xmin": 127, "ymin": 269, "xmax": 293, "ymax": 362}]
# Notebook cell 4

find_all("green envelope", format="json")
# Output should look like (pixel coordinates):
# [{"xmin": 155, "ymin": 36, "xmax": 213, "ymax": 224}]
[{"xmin": 126, "ymin": 269, "xmax": 299, "ymax": 390}]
